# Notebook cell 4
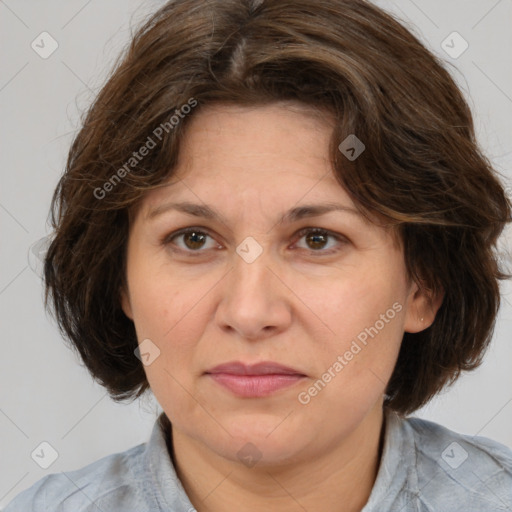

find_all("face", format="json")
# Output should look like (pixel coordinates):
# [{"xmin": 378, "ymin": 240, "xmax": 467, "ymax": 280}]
[{"xmin": 121, "ymin": 102, "xmax": 432, "ymax": 466}]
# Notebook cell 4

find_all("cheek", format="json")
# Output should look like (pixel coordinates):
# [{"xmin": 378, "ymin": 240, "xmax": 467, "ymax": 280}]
[
  {"xmin": 129, "ymin": 274, "xmax": 213, "ymax": 424},
  {"xmin": 298, "ymin": 266, "xmax": 405, "ymax": 343},
  {"xmin": 128, "ymin": 263, "xmax": 201, "ymax": 339},
  {"xmin": 128, "ymin": 268, "xmax": 219, "ymax": 385},
  {"xmin": 294, "ymin": 266, "xmax": 406, "ymax": 399}
]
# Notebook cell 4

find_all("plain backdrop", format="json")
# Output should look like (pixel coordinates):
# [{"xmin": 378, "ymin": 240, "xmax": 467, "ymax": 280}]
[{"xmin": 1, "ymin": 0, "xmax": 511, "ymax": 508}]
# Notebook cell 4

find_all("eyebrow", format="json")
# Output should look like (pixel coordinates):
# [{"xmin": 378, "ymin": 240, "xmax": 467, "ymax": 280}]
[{"xmin": 146, "ymin": 200, "xmax": 364, "ymax": 225}]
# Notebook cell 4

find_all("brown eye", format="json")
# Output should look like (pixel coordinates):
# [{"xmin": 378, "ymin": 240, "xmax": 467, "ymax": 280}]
[
  {"xmin": 294, "ymin": 228, "xmax": 347, "ymax": 255},
  {"xmin": 182, "ymin": 230, "xmax": 207, "ymax": 250},
  {"xmin": 164, "ymin": 228, "xmax": 219, "ymax": 254},
  {"xmin": 305, "ymin": 231, "xmax": 328, "ymax": 250}
]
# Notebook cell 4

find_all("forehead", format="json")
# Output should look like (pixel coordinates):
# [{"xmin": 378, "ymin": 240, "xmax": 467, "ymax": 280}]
[
  {"xmin": 181, "ymin": 101, "xmax": 335, "ymax": 147},
  {"xmin": 141, "ymin": 102, "xmax": 344, "ymax": 210}
]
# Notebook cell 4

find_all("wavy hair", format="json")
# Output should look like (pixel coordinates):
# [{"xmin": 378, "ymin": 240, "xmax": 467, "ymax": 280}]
[{"xmin": 43, "ymin": 0, "xmax": 511, "ymax": 415}]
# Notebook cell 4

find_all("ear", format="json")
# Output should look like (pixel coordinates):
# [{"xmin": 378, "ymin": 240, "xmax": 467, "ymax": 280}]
[
  {"xmin": 120, "ymin": 285, "xmax": 133, "ymax": 321},
  {"xmin": 403, "ymin": 279, "xmax": 444, "ymax": 333}
]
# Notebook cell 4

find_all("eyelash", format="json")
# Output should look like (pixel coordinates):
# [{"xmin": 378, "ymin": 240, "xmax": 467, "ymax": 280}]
[{"xmin": 161, "ymin": 226, "xmax": 348, "ymax": 257}]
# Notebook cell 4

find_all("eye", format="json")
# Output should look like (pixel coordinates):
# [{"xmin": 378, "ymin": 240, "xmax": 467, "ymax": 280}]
[
  {"xmin": 293, "ymin": 227, "xmax": 347, "ymax": 255},
  {"xmin": 163, "ymin": 227, "xmax": 220, "ymax": 254}
]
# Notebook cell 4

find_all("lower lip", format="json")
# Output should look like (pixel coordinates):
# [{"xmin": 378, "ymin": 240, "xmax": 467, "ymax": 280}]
[{"xmin": 207, "ymin": 373, "xmax": 305, "ymax": 397}]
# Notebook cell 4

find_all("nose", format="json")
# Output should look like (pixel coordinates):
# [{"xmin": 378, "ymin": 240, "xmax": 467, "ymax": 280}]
[{"xmin": 214, "ymin": 246, "xmax": 293, "ymax": 341}]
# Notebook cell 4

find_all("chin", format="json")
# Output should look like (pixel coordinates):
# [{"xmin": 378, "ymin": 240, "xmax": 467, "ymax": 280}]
[
  {"xmin": 199, "ymin": 413, "xmax": 310, "ymax": 466},
  {"xmin": 211, "ymin": 433, "xmax": 307, "ymax": 469}
]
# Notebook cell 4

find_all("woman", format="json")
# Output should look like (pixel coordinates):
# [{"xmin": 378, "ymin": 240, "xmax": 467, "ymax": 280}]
[{"xmin": 5, "ymin": 0, "xmax": 512, "ymax": 510}]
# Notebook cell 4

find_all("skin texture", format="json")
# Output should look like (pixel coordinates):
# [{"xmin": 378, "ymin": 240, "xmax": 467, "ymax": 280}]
[{"xmin": 121, "ymin": 102, "xmax": 443, "ymax": 512}]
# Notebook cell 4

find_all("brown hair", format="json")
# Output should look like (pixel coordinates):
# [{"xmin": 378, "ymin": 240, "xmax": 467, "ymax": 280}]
[{"xmin": 43, "ymin": 0, "xmax": 511, "ymax": 415}]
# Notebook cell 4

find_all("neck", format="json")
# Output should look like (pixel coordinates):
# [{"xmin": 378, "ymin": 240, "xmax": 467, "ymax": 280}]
[{"xmin": 165, "ymin": 405, "xmax": 387, "ymax": 512}]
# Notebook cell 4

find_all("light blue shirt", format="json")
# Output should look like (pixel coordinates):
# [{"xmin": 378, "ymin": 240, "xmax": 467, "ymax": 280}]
[{"xmin": 4, "ymin": 408, "xmax": 512, "ymax": 511}]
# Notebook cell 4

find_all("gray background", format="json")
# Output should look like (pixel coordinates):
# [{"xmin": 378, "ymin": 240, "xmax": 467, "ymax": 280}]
[{"xmin": 1, "ymin": 0, "xmax": 511, "ymax": 507}]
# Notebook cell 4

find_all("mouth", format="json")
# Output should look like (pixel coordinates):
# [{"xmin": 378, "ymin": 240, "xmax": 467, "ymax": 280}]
[{"xmin": 205, "ymin": 361, "xmax": 307, "ymax": 398}]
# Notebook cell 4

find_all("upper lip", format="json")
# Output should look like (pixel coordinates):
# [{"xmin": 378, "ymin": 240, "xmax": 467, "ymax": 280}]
[{"xmin": 206, "ymin": 361, "xmax": 305, "ymax": 376}]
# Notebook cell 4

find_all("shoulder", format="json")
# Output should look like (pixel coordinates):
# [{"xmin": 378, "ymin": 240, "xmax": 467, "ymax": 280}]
[
  {"xmin": 403, "ymin": 415, "xmax": 512, "ymax": 510},
  {"xmin": 3, "ymin": 442, "xmax": 148, "ymax": 512}
]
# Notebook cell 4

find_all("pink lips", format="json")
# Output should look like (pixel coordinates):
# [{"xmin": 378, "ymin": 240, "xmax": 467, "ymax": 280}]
[{"xmin": 205, "ymin": 361, "xmax": 306, "ymax": 398}]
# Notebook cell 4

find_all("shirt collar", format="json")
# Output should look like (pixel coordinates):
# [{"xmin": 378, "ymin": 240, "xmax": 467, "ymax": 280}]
[
  {"xmin": 362, "ymin": 407, "xmax": 418, "ymax": 511},
  {"xmin": 139, "ymin": 412, "xmax": 196, "ymax": 511}
]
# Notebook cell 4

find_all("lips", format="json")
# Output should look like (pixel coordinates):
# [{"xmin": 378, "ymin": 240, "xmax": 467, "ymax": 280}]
[
  {"xmin": 207, "ymin": 361, "xmax": 305, "ymax": 376},
  {"xmin": 205, "ymin": 361, "xmax": 306, "ymax": 398}
]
